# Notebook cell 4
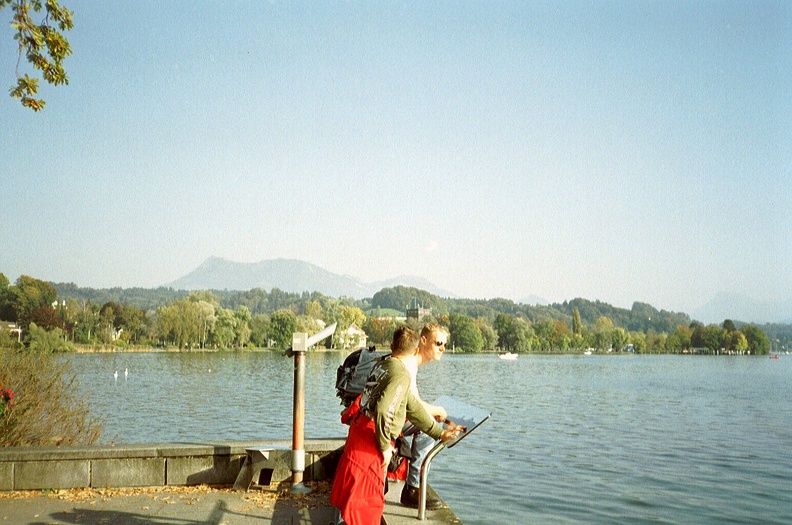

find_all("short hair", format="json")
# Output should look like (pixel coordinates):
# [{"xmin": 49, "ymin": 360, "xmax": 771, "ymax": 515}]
[
  {"xmin": 391, "ymin": 326, "xmax": 420, "ymax": 356},
  {"xmin": 421, "ymin": 323, "xmax": 447, "ymax": 339}
]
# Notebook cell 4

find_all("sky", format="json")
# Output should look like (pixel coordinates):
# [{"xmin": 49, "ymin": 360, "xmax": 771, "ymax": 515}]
[{"xmin": 1, "ymin": 1, "xmax": 790, "ymax": 317}]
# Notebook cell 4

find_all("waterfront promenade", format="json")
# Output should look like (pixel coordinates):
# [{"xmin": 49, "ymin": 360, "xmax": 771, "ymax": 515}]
[
  {"xmin": 0, "ymin": 439, "xmax": 463, "ymax": 524},
  {"xmin": 0, "ymin": 481, "xmax": 462, "ymax": 524}
]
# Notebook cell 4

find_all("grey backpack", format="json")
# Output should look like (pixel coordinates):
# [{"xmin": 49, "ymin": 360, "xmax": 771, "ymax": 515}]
[{"xmin": 335, "ymin": 346, "xmax": 390, "ymax": 407}]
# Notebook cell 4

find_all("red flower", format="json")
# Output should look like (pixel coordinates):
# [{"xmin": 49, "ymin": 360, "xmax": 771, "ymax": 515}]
[{"xmin": 1, "ymin": 388, "xmax": 14, "ymax": 405}]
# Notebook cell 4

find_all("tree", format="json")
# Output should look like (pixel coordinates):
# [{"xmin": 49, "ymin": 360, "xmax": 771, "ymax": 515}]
[
  {"xmin": 211, "ymin": 308, "xmax": 237, "ymax": 349},
  {"xmin": 26, "ymin": 322, "xmax": 71, "ymax": 352},
  {"xmin": 305, "ymin": 300, "xmax": 323, "ymax": 320},
  {"xmin": 194, "ymin": 300, "xmax": 216, "ymax": 348},
  {"xmin": 628, "ymin": 331, "xmax": 646, "ymax": 353},
  {"xmin": 726, "ymin": 331, "xmax": 748, "ymax": 353},
  {"xmin": 362, "ymin": 316, "xmax": 396, "ymax": 346},
  {"xmin": 593, "ymin": 316, "xmax": 615, "ymax": 350},
  {"xmin": 121, "ymin": 304, "xmax": 147, "ymax": 344},
  {"xmin": 611, "ymin": 327, "xmax": 628, "ymax": 351},
  {"xmin": 99, "ymin": 301, "xmax": 124, "ymax": 329},
  {"xmin": 233, "ymin": 306, "xmax": 252, "ymax": 347},
  {"xmin": 3, "ymin": 0, "xmax": 74, "ymax": 110},
  {"xmin": 371, "ymin": 286, "xmax": 448, "ymax": 314},
  {"xmin": 269, "ymin": 309, "xmax": 297, "ymax": 349},
  {"xmin": 644, "ymin": 330, "xmax": 667, "ymax": 353},
  {"xmin": 741, "ymin": 324, "xmax": 770, "ymax": 355},
  {"xmin": 8, "ymin": 275, "xmax": 57, "ymax": 328},
  {"xmin": 340, "ymin": 306, "xmax": 366, "ymax": 330},
  {"xmin": 67, "ymin": 298, "xmax": 98, "ymax": 343},
  {"xmin": 493, "ymin": 314, "xmax": 530, "ymax": 352},
  {"xmin": 571, "ymin": 307, "xmax": 583, "ymax": 336},
  {"xmin": 28, "ymin": 306, "xmax": 63, "ymax": 331},
  {"xmin": 475, "ymin": 318, "xmax": 497, "ymax": 351},
  {"xmin": 665, "ymin": 326, "xmax": 692, "ymax": 353},
  {"xmin": 691, "ymin": 324, "xmax": 725, "ymax": 353},
  {"xmin": 449, "ymin": 313, "xmax": 483, "ymax": 353},
  {"xmin": 0, "ymin": 273, "xmax": 13, "ymax": 321},
  {"xmin": 249, "ymin": 314, "xmax": 270, "ymax": 347},
  {"xmin": 155, "ymin": 299, "xmax": 201, "ymax": 348},
  {"xmin": 532, "ymin": 319, "xmax": 554, "ymax": 351}
]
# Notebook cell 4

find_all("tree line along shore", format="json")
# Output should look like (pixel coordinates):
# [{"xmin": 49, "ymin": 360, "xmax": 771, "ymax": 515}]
[{"xmin": 1, "ymin": 273, "xmax": 783, "ymax": 355}]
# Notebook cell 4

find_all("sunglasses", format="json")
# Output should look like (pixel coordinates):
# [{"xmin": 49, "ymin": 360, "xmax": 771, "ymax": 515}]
[{"xmin": 433, "ymin": 340, "xmax": 446, "ymax": 347}]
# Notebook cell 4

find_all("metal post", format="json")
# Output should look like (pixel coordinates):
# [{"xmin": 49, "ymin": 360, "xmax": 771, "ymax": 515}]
[
  {"xmin": 290, "ymin": 332, "xmax": 310, "ymax": 494},
  {"xmin": 418, "ymin": 441, "xmax": 447, "ymax": 520},
  {"xmin": 287, "ymin": 323, "xmax": 336, "ymax": 495}
]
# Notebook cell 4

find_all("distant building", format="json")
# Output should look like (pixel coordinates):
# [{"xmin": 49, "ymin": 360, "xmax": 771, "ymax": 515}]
[
  {"xmin": 405, "ymin": 298, "xmax": 432, "ymax": 321},
  {"xmin": 338, "ymin": 323, "xmax": 367, "ymax": 349},
  {"xmin": 406, "ymin": 306, "xmax": 432, "ymax": 320}
]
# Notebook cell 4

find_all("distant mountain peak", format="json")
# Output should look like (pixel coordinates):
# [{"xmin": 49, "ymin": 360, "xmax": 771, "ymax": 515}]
[{"xmin": 165, "ymin": 257, "xmax": 455, "ymax": 299}]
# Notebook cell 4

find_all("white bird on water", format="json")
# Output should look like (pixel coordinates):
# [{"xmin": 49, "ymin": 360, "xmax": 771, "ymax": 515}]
[{"xmin": 113, "ymin": 370, "xmax": 118, "ymax": 381}]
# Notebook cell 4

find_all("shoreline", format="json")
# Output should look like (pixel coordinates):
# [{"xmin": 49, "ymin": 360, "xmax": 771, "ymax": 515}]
[{"xmin": 68, "ymin": 345, "xmax": 346, "ymax": 354}]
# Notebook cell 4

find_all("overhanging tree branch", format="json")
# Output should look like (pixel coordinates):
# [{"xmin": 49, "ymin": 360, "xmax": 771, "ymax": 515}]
[{"xmin": 3, "ymin": 0, "xmax": 73, "ymax": 111}]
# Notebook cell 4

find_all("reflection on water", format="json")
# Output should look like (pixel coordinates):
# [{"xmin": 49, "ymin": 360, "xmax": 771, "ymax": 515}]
[{"xmin": 67, "ymin": 352, "xmax": 792, "ymax": 525}]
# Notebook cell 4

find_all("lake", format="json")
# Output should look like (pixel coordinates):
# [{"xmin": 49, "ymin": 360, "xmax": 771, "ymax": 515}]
[{"xmin": 66, "ymin": 352, "xmax": 792, "ymax": 524}]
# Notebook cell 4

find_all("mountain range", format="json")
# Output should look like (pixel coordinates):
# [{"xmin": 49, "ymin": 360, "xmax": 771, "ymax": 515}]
[
  {"xmin": 165, "ymin": 257, "xmax": 455, "ymax": 299},
  {"xmin": 692, "ymin": 292, "xmax": 792, "ymax": 325},
  {"xmin": 166, "ymin": 257, "xmax": 791, "ymax": 325}
]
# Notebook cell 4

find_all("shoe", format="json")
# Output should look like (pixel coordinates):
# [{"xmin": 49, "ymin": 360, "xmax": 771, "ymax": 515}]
[{"xmin": 400, "ymin": 484, "xmax": 443, "ymax": 510}]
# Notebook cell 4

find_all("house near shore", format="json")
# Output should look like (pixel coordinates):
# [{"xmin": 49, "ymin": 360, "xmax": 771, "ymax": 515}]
[
  {"xmin": 0, "ymin": 321, "xmax": 22, "ymax": 342},
  {"xmin": 337, "ymin": 323, "xmax": 367, "ymax": 350}
]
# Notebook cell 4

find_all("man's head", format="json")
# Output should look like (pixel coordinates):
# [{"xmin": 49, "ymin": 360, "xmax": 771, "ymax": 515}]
[
  {"xmin": 391, "ymin": 325, "xmax": 420, "ymax": 357},
  {"xmin": 419, "ymin": 323, "xmax": 448, "ymax": 364}
]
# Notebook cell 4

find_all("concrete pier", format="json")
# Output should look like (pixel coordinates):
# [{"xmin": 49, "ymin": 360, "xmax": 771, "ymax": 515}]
[{"xmin": 0, "ymin": 440, "xmax": 464, "ymax": 524}]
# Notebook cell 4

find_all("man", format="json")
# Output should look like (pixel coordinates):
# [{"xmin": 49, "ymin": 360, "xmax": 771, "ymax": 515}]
[
  {"xmin": 400, "ymin": 322, "xmax": 450, "ymax": 509},
  {"xmin": 330, "ymin": 326, "xmax": 460, "ymax": 525}
]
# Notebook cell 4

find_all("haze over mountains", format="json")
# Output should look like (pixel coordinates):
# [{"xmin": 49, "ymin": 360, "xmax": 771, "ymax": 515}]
[
  {"xmin": 692, "ymin": 293, "xmax": 792, "ymax": 326},
  {"xmin": 166, "ymin": 257, "xmax": 455, "ymax": 300},
  {"xmin": 166, "ymin": 257, "xmax": 791, "ymax": 325}
]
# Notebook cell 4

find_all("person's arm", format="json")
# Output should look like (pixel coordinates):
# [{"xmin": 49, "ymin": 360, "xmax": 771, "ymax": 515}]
[
  {"xmin": 405, "ymin": 389, "xmax": 444, "ymax": 440},
  {"xmin": 372, "ymin": 368, "xmax": 410, "ymax": 454},
  {"xmin": 421, "ymin": 400, "xmax": 447, "ymax": 422},
  {"xmin": 406, "ymin": 393, "xmax": 463, "ymax": 442}
]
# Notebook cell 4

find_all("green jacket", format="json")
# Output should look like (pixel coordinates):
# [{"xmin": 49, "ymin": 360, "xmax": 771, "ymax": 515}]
[{"xmin": 360, "ymin": 357, "xmax": 443, "ymax": 453}]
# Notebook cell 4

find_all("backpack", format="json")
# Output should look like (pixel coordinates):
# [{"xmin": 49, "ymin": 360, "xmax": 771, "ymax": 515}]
[{"xmin": 335, "ymin": 346, "xmax": 390, "ymax": 407}]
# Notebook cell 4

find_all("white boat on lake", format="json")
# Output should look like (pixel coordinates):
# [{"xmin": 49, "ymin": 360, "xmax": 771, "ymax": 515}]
[{"xmin": 498, "ymin": 352, "xmax": 518, "ymax": 360}]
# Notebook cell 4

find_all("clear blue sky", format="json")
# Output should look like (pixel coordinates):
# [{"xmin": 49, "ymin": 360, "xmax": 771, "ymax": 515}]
[{"xmin": 2, "ymin": 1, "xmax": 790, "ymax": 316}]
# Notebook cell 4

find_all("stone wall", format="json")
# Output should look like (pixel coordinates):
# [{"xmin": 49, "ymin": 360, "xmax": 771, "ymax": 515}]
[{"xmin": 0, "ymin": 439, "xmax": 344, "ymax": 491}]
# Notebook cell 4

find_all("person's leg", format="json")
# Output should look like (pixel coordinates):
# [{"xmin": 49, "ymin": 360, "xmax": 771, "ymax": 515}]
[
  {"xmin": 406, "ymin": 431, "xmax": 434, "ymax": 488},
  {"xmin": 400, "ymin": 431, "xmax": 442, "ymax": 509}
]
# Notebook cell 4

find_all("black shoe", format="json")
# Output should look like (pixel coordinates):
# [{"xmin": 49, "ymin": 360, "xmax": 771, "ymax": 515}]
[{"xmin": 400, "ymin": 484, "xmax": 443, "ymax": 510}]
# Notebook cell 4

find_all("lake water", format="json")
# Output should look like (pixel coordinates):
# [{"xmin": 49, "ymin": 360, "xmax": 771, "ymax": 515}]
[{"xmin": 67, "ymin": 352, "xmax": 792, "ymax": 524}]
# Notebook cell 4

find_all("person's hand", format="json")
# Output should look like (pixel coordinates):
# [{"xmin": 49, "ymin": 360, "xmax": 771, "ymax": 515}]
[
  {"xmin": 432, "ymin": 405, "xmax": 448, "ymax": 422},
  {"xmin": 439, "ymin": 425, "xmax": 465, "ymax": 442},
  {"xmin": 444, "ymin": 419, "xmax": 465, "ymax": 432},
  {"xmin": 381, "ymin": 446, "xmax": 395, "ymax": 471}
]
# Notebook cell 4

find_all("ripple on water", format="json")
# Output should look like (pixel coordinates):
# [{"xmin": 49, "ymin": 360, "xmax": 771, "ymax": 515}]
[{"xmin": 66, "ymin": 353, "xmax": 792, "ymax": 525}]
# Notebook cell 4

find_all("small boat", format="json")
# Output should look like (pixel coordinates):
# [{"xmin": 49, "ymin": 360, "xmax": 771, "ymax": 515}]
[
  {"xmin": 498, "ymin": 352, "xmax": 518, "ymax": 360},
  {"xmin": 583, "ymin": 350, "xmax": 592, "ymax": 356},
  {"xmin": 769, "ymin": 354, "xmax": 780, "ymax": 360}
]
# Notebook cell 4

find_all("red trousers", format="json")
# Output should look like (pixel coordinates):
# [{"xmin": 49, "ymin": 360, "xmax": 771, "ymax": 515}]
[{"xmin": 330, "ymin": 413, "xmax": 386, "ymax": 525}]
